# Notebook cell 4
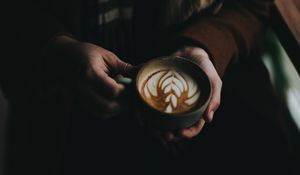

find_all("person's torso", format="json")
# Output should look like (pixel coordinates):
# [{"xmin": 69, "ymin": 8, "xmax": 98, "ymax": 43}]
[{"xmin": 41, "ymin": 0, "xmax": 222, "ymax": 63}]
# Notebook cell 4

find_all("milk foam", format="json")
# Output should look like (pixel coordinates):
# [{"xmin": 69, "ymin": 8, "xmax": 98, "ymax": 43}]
[{"xmin": 142, "ymin": 69, "xmax": 200, "ymax": 113}]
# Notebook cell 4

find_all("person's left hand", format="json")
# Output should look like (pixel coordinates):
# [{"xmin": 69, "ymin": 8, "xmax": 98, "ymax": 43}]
[{"xmin": 163, "ymin": 46, "xmax": 222, "ymax": 141}]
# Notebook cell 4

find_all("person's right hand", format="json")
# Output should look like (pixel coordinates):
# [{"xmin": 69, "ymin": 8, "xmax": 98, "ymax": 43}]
[
  {"xmin": 162, "ymin": 46, "xmax": 222, "ymax": 141},
  {"xmin": 44, "ymin": 35, "xmax": 135, "ymax": 118}
]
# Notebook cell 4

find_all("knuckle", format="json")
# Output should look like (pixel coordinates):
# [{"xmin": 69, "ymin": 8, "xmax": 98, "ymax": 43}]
[{"xmin": 107, "ymin": 52, "xmax": 118, "ymax": 60}]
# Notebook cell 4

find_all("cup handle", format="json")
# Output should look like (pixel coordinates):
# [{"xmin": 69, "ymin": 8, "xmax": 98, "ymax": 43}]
[
  {"xmin": 114, "ymin": 75, "xmax": 134, "ymax": 104},
  {"xmin": 114, "ymin": 75, "xmax": 133, "ymax": 86}
]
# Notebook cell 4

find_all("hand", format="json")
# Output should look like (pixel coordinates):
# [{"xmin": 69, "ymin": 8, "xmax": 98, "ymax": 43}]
[
  {"xmin": 44, "ymin": 35, "xmax": 135, "ymax": 118},
  {"xmin": 163, "ymin": 46, "xmax": 222, "ymax": 141}
]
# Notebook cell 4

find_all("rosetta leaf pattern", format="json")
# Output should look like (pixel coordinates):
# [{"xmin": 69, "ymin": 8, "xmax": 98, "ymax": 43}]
[{"xmin": 143, "ymin": 69, "xmax": 200, "ymax": 113}]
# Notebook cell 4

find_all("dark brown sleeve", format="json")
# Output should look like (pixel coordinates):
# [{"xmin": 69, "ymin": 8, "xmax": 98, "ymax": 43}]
[{"xmin": 180, "ymin": 0, "xmax": 273, "ymax": 76}]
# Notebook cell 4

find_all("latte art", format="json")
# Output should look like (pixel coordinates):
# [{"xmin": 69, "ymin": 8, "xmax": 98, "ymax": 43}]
[{"xmin": 141, "ymin": 69, "xmax": 201, "ymax": 114}]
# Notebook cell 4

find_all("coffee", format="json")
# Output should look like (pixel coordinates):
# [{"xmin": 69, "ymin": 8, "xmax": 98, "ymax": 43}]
[
  {"xmin": 141, "ymin": 69, "xmax": 201, "ymax": 114},
  {"xmin": 135, "ymin": 56, "xmax": 211, "ymax": 129}
]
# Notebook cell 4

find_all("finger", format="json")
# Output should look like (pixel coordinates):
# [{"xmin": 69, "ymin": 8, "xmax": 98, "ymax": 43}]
[
  {"xmin": 189, "ymin": 54, "xmax": 222, "ymax": 122},
  {"xmin": 179, "ymin": 118, "xmax": 206, "ymax": 138},
  {"xmin": 79, "ymin": 85, "xmax": 123, "ymax": 119},
  {"xmin": 93, "ymin": 53, "xmax": 132, "ymax": 95},
  {"xmin": 172, "ymin": 47, "xmax": 222, "ymax": 122},
  {"xmin": 204, "ymin": 77, "xmax": 222, "ymax": 122},
  {"xmin": 94, "ymin": 70, "xmax": 125, "ymax": 97}
]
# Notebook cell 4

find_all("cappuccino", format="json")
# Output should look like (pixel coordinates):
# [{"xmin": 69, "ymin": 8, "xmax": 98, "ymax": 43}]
[
  {"xmin": 141, "ymin": 69, "xmax": 200, "ymax": 114},
  {"xmin": 135, "ymin": 56, "xmax": 211, "ymax": 129}
]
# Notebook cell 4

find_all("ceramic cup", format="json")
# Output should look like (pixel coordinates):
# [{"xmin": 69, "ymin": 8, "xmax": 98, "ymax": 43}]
[{"xmin": 130, "ymin": 56, "xmax": 212, "ymax": 130}]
